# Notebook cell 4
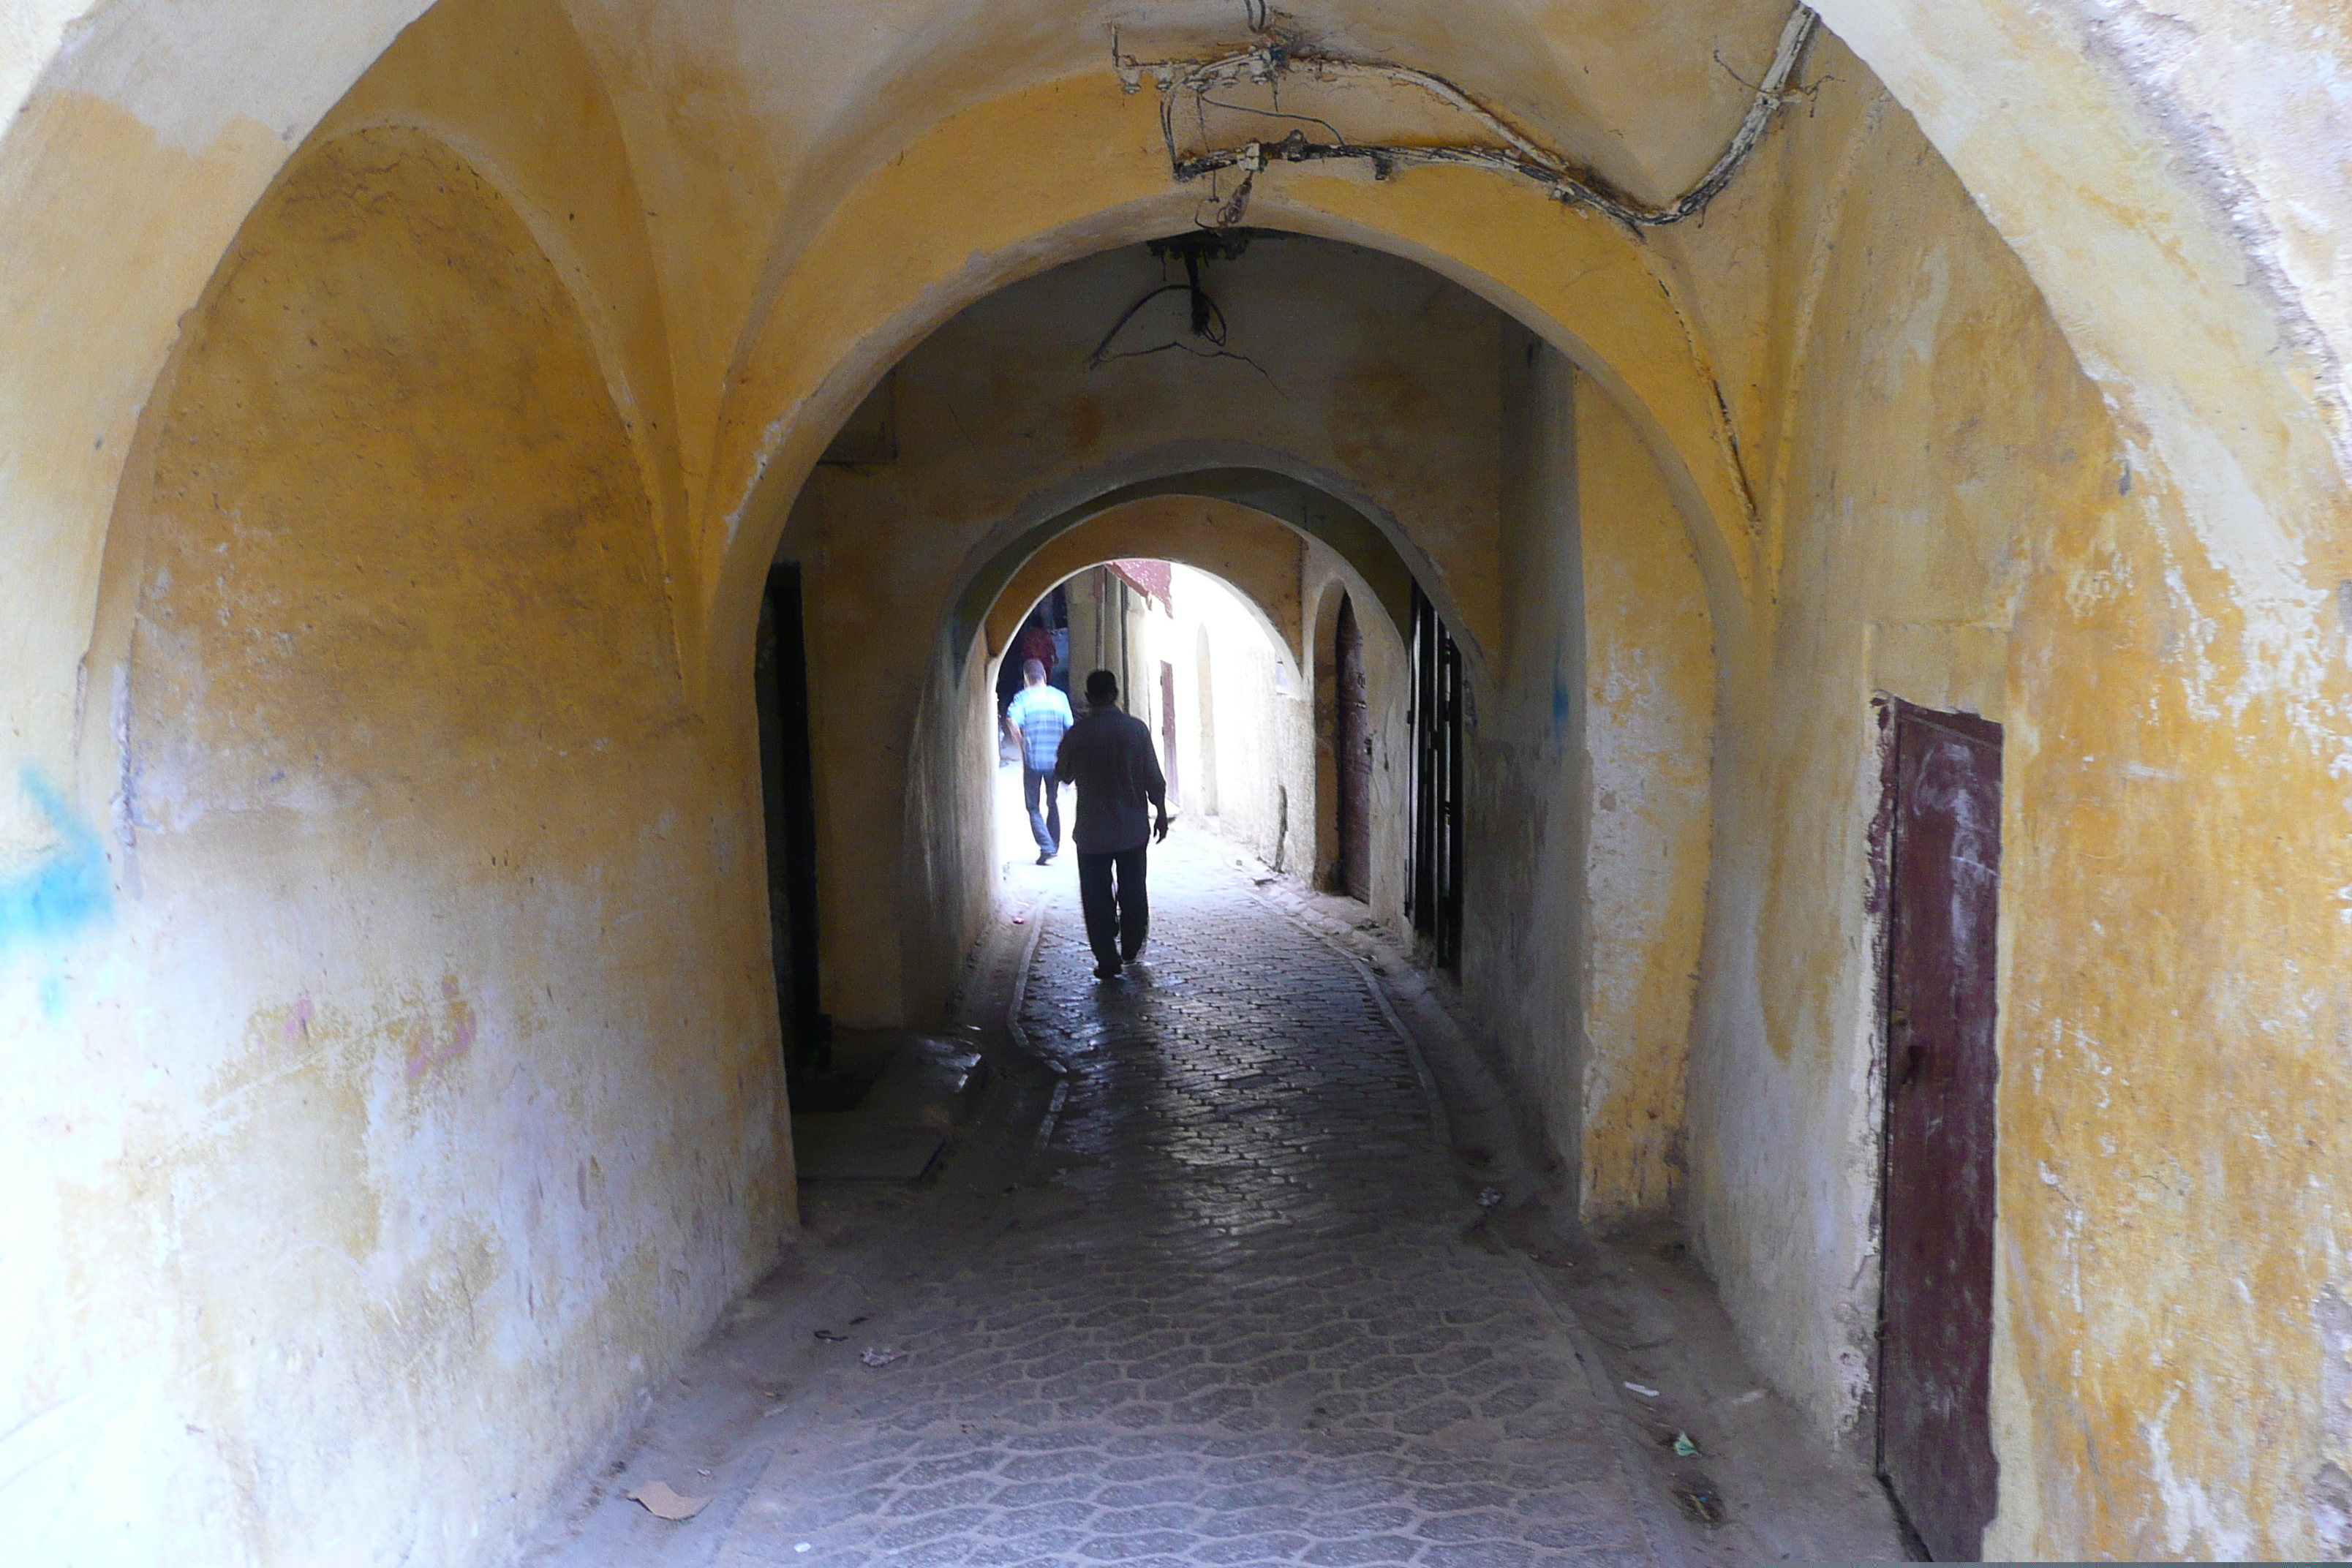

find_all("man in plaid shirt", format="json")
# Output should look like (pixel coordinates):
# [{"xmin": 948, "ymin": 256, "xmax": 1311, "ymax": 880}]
[{"xmin": 1001, "ymin": 658, "xmax": 1074, "ymax": 864}]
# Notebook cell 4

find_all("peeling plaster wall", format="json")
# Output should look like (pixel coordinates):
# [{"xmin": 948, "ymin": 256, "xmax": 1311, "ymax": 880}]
[
  {"xmin": 1449, "ymin": 335, "xmax": 1711, "ymax": 1224},
  {"xmin": 11, "ymin": 0, "xmax": 2352, "ymax": 1557},
  {"xmin": 1680, "ymin": 60, "xmax": 2088, "ymax": 1520},
  {"xmin": 1577, "ymin": 374, "xmax": 1714, "ymax": 1229},
  {"xmin": 1460, "ymin": 332, "xmax": 1588, "ymax": 1191},
  {"xmin": 4, "ymin": 128, "xmax": 792, "ymax": 1564}
]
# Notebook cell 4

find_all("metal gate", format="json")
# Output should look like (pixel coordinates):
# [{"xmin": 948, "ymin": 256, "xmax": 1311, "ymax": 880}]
[
  {"xmin": 1335, "ymin": 592, "xmax": 1372, "ymax": 901},
  {"xmin": 1406, "ymin": 586, "xmax": 1463, "ymax": 970}
]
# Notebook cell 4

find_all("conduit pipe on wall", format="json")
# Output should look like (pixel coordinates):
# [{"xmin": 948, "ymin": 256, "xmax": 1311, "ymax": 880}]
[{"xmin": 1117, "ymin": 5, "xmax": 1820, "ymax": 230}]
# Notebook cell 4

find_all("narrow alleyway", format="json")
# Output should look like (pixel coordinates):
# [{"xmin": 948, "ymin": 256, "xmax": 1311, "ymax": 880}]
[
  {"xmin": 524, "ymin": 820, "xmax": 1899, "ymax": 1567},
  {"xmin": 716, "ymin": 837, "xmax": 1656, "ymax": 1564}
]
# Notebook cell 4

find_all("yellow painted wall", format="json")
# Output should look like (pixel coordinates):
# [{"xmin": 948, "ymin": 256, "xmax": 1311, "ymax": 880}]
[
  {"xmin": 1461, "ymin": 333, "xmax": 1591, "ymax": 1182},
  {"xmin": 314, "ymin": 0, "xmax": 691, "ymax": 611},
  {"xmin": 23, "ymin": 126, "xmax": 793, "ymax": 1562},
  {"xmin": 1659, "ymin": 43, "xmax": 2352, "ymax": 1558},
  {"xmin": 1685, "ymin": 45, "xmax": 2051, "ymax": 1444},
  {"xmin": 991, "ymin": 500, "xmax": 1305, "ymax": 670},
  {"xmin": 10, "ymin": 1, "xmax": 2352, "ymax": 1557},
  {"xmin": 1577, "ymin": 374, "xmax": 1715, "ymax": 1227}
]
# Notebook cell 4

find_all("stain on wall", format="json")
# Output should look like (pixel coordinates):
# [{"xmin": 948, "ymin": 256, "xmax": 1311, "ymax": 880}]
[
  {"xmin": 0, "ymin": 768, "xmax": 111, "ymax": 961},
  {"xmin": 1463, "ymin": 331, "xmax": 1591, "ymax": 1189},
  {"xmin": 34, "ymin": 127, "xmax": 795, "ymax": 1563},
  {"xmin": 1577, "ymin": 374, "xmax": 1714, "ymax": 1227}
]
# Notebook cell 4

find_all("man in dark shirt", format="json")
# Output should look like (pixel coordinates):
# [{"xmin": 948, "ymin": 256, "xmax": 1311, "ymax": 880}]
[{"xmin": 1055, "ymin": 668, "xmax": 1171, "ymax": 979}]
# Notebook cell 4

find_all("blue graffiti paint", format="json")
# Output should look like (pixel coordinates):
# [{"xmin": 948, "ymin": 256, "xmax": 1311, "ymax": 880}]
[{"xmin": 0, "ymin": 766, "xmax": 111, "ymax": 962}]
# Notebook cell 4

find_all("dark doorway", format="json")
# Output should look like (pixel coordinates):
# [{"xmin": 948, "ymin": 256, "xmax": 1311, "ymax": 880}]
[
  {"xmin": 1877, "ymin": 699, "xmax": 2002, "ymax": 1561},
  {"xmin": 996, "ymin": 585, "xmax": 1071, "ymax": 719},
  {"xmin": 756, "ymin": 564, "xmax": 826, "ymax": 1083},
  {"xmin": 1334, "ymin": 592, "xmax": 1371, "ymax": 902},
  {"xmin": 1406, "ymin": 585, "xmax": 1463, "ymax": 970}
]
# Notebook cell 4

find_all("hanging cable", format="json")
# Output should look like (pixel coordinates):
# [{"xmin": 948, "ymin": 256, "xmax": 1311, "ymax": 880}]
[{"xmin": 1114, "ymin": 4, "xmax": 1820, "ymax": 231}]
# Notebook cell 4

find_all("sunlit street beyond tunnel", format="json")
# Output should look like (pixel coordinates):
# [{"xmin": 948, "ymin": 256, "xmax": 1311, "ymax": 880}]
[{"xmin": 519, "ymin": 622, "xmax": 1903, "ymax": 1564}]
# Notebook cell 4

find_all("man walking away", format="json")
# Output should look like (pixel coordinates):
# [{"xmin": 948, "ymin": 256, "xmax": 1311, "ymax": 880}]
[
  {"xmin": 1003, "ymin": 658, "xmax": 1074, "ymax": 864},
  {"xmin": 1055, "ymin": 668, "xmax": 1170, "ymax": 980}
]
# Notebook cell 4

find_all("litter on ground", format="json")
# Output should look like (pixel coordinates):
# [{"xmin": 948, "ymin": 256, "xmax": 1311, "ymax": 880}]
[{"xmin": 627, "ymin": 1480, "xmax": 711, "ymax": 1521}]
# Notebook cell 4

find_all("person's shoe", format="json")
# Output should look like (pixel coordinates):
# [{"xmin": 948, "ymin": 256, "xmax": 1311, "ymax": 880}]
[
  {"xmin": 1093, "ymin": 959, "xmax": 1122, "ymax": 981},
  {"xmin": 1036, "ymin": 851, "xmax": 1053, "ymax": 866},
  {"xmin": 1120, "ymin": 941, "xmax": 1145, "ymax": 963}
]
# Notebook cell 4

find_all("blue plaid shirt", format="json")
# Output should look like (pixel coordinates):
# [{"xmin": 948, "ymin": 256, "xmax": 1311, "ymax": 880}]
[{"xmin": 1007, "ymin": 685, "xmax": 1074, "ymax": 772}]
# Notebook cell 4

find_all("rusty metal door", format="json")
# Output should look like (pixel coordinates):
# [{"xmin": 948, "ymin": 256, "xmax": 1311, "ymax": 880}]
[
  {"xmin": 1878, "ymin": 700, "xmax": 2002, "ymax": 1560},
  {"xmin": 1335, "ymin": 593, "xmax": 1371, "ymax": 901}
]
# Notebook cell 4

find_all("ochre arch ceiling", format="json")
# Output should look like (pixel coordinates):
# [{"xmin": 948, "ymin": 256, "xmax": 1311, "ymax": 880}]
[
  {"xmin": 984, "ymin": 497, "xmax": 1308, "ymax": 675},
  {"xmin": 981, "ymin": 494, "xmax": 1365, "ymax": 673},
  {"xmin": 4, "ymin": 0, "xmax": 2335, "ymax": 796},
  {"xmin": 1, "ymin": 0, "xmax": 2216, "ymax": 785},
  {"xmin": 3, "ymin": 0, "xmax": 2340, "ymax": 729},
  {"xmin": 960, "ymin": 470, "xmax": 1418, "ymax": 679},
  {"xmin": 712, "ymin": 76, "xmax": 1763, "ymax": 697}
]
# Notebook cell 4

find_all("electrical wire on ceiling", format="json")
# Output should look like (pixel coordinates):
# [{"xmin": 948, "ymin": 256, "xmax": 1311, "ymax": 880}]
[
  {"xmin": 1085, "ymin": 231, "xmax": 1272, "ymax": 379},
  {"xmin": 1113, "ymin": 4, "xmax": 1820, "ymax": 233}
]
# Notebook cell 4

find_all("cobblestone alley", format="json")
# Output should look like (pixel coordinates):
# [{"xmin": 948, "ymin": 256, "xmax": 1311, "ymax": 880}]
[
  {"xmin": 716, "ymin": 837, "xmax": 1658, "ymax": 1566},
  {"xmin": 524, "ymin": 829, "xmax": 1899, "ymax": 1567}
]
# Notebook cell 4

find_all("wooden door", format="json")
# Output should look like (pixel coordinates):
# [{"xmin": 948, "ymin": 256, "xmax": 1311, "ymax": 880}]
[
  {"xmin": 1335, "ymin": 594, "xmax": 1372, "ymax": 901},
  {"xmin": 1879, "ymin": 700, "xmax": 2002, "ymax": 1560}
]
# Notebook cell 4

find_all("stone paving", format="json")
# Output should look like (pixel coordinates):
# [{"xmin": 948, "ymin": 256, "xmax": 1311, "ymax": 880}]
[{"xmin": 716, "ymin": 837, "xmax": 1660, "ymax": 1566}]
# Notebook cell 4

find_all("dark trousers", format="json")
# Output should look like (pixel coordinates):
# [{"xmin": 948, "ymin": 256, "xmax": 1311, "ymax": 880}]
[
  {"xmin": 1076, "ymin": 847, "xmax": 1150, "ymax": 966},
  {"xmin": 1022, "ymin": 766, "xmax": 1061, "ymax": 853}
]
